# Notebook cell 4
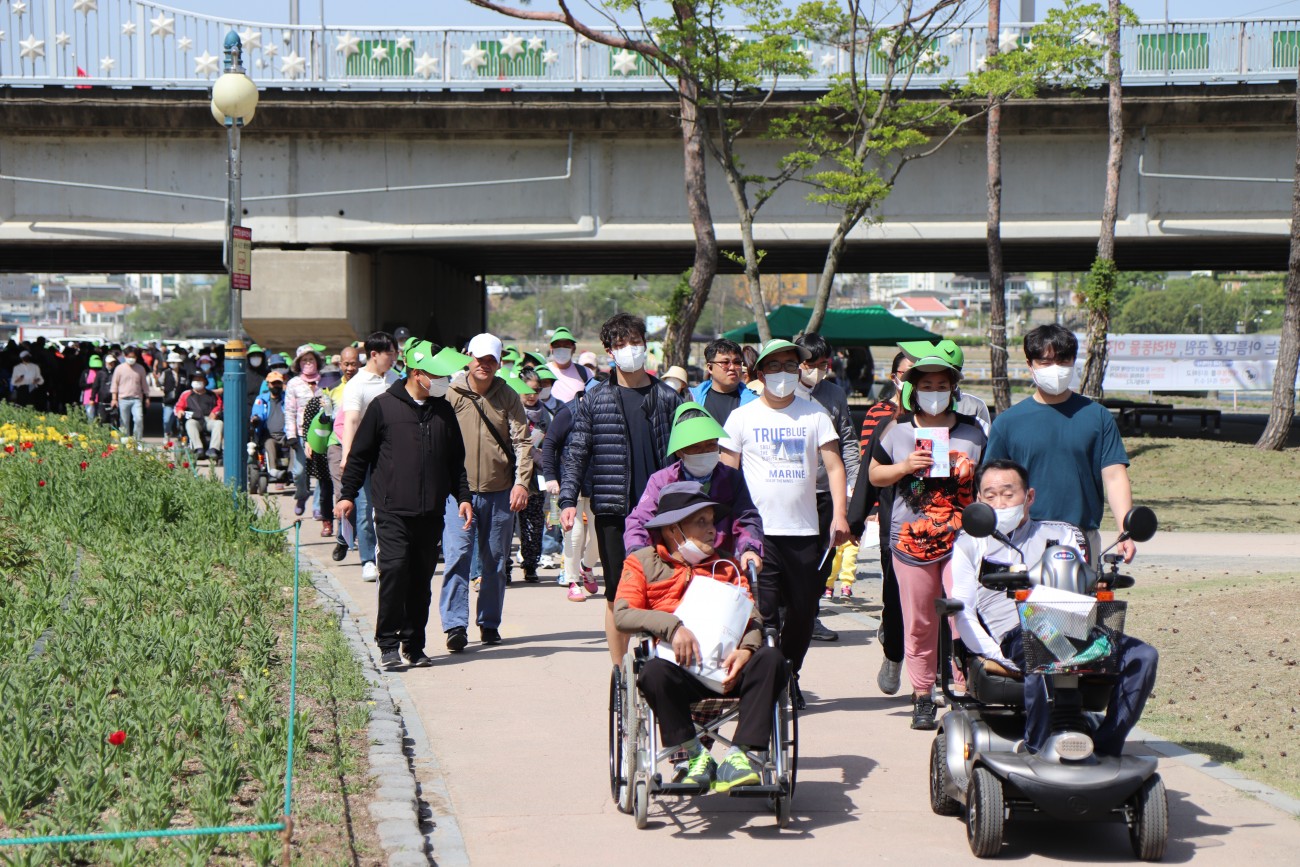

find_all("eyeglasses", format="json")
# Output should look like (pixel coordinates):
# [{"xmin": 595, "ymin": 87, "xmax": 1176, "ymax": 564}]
[
  {"xmin": 761, "ymin": 361, "xmax": 801, "ymax": 374},
  {"xmin": 708, "ymin": 359, "xmax": 742, "ymax": 369}
]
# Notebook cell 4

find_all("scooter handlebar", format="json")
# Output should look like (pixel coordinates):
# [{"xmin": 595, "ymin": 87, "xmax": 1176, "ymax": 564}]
[{"xmin": 979, "ymin": 571, "xmax": 1033, "ymax": 592}]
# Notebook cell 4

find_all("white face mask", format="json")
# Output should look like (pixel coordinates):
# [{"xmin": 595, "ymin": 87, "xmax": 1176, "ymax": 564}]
[
  {"xmin": 917, "ymin": 390, "xmax": 951, "ymax": 416},
  {"xmin": 539, "ymin": 386, "xmax": 552, "ymax": 401},
  {"xmin": 249, "ymin": 356, "xmax": 263, "ymax": 368},
  {"xmin": 425, "ymin": 376, "xmax": 450, "ymax": 399},
  {"xmin": 994, "ymin": 503, "xmax": 1025, "ymax": 535},
  {"xmin": 680, "ymin": 451, "xmax": 720, "ymax": 478},
  {"xmin": 764, "ymin": 371, "xmax": 798, "ymax": 399},
  {"xmin": 612, "ymin": 344, "xmax": 647, "ymax": 373},
  {"xmin": 191, "ymin": 382, "xmax": 206, "ymax": 392},
  {"xmin": 799, "ymin": 367, "xmax": 823, "ymax": 388},
  {"xmin": 552, "ymin": 347, "xmax": 573, "ymax": 365},
  {"xmin": 126, "ymin": 357, "xmax": 137, "ymax": 366},
  {"xmin": 1032, "ymin": 364, "xmax": 1074, "ymax": 396},
  {"xmin": 676, "ymin": 535, "xmax": 710, "ymax": 566}
]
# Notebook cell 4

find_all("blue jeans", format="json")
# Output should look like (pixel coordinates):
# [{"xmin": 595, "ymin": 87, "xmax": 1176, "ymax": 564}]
[
  {"xmin": 119, "ymin": 397, "xmax": 144, "ymax": 440},
  {"xmin": 355, "ymin": 473, "xmax": 377, "ymax": 563},
  {"xmin": 162, "ymin": 404, "xmax": 176, "ymax": 437},
  {"xmin": 84, "ymin": 403, "xmax": 97, "ymax": 423},
  {"xmin": 439, "ymin": 491, "xmax": 515, "ymax": 632}
]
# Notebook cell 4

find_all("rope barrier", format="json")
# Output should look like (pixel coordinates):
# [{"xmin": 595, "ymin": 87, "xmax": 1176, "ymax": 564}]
[{"xmin": 0, "ymin": 517, "xmax": 305, "ymax": 857}]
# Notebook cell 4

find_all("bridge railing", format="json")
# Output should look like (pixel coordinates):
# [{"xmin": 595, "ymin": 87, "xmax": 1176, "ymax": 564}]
[{"xmin": 1, "ymin": 1, "xmax": 1298, "ymax": 90}]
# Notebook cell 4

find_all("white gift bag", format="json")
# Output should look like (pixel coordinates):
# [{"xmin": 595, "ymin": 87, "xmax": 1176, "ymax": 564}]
[{"xmin": 654, "ymin": 564, "xmax": 754, "ymax": 693}]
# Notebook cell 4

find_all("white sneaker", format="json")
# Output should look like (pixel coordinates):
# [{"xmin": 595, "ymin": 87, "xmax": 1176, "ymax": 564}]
[
  {"xmin": 556, "ymin": 574, "xmax": 568, "ymax": 586},
  {"xmin": 877, "ymin": 659, "xmax": 902, "ymax": 695},
  {"xmin": 361, "ymin": 561, "xmax": 379, "ymax": 582}
]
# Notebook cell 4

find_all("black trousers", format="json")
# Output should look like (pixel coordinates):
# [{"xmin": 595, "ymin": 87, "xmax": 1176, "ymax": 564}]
[
  {"xmin": 594, "ymin": 514, "xmax": 627, "ymax": 602},
  {"xmin": 815, "ymin": 491, "xmax": 835, "ymax": 586},
  {"xmin": 519, "ymin": 492, "xmax": 546, "ymax": 571},
  {"xmin": 638, "ymin": 645, "xmax": 785, "ymax": 749},
  {"xmin": 876, "ymin": 513, "xmax": 904, "ymax": 663},
  {"xmin": 373, "ymin": 510, "xmax": 444, "ymax": 654},
  {"xmin": 756, "ymin": 535, "xmax": 822, "ymax": 675}
]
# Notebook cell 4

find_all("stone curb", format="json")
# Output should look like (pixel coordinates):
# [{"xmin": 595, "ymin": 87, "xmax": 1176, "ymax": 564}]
[
  {"xmin": 824, "ymin": 574, "xmax": 1300, "ymax": 819},
  {"xmin": 299, "ymin": 550, "xmax": 470, "ymax": 866}
]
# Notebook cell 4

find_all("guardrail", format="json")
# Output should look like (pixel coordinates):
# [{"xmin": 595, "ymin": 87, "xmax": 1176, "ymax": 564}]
[{"xmin": 1, "ymin": 1, "xmax": 1299, "ymax": 90}]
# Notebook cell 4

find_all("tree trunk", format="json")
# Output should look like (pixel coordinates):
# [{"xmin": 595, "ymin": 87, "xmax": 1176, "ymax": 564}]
[
  {"xmin": 1082, "ymin": 0, "xmax": 1125, "ymax": 398},
  {"xmin": 662, "ymin": 75, "xmax": 719, "ymax": 368},
  {"xmin": 740, "ymin": 211, "xmax": 771, "ymax": 344},
  {"xmin": 987, "ymin": 0, "xmax": 1010, "ymax": 413},
  {"xmin": 806, "ymin": 209, "xmax": 860, "ymax": 334},
  {"xmin": 1257, "ymin": 59, "xmax": 1300, "ymax": 450}
]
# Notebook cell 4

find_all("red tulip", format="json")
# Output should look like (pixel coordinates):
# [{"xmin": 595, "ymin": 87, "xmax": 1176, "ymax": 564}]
[
  {"xmin": 168, "ymin": 463, "xmax": 175, "ymax": 469},
  {"xmin": 165, "ymin": 441, "xmax": 174, "ymax": 448},
  {"xmin": 182, "ymin": 461, "xmax": 190, "ymax": 469},
  {"xmin": 37, "ymin": 480, "xmax": 46, "ymax": 488},
  {"xmin": 36, "ymin": 459, "xmax": 43, "ymax": 464},
  {"xmin": 3, "ymin": 445, "xmax": 13, "ymax": 454},
  {"xmin": 107, "ymin": 730, "xmax": 126, "ymax": 746},
  {"xmin": 80, "ymin": 461, "xmax": 89, "ymax": 470},
  {"xmin": 20, "ymin": 441, "xmax": 33, "ymax": 450}
]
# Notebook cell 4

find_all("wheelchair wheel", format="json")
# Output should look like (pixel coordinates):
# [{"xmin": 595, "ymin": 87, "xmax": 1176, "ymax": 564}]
[
  {"xmin": 618, "ymin": 657, "xmax": 641, "ymax": 815},
  {"xmin": 633, "ymin": 780, "xmax": 649, "ymax": 829},
  {"xmin": 1128, "ymin": 774, "xmax": 1168, "ymax": 862},
  {"xmin": 930, "ymin": 731, "xmax": 962, "ymax": 816},
  {"xmin": 608, "ymin": 665, "xmax": 632, "ymax": 812},
  {"xmin": 966, "ymin": 767, "xmax": 1004, "ymax": 858},
  {"xmin": 256, "ymin": 474, "xmax": 269, "ymax": 496},
  {"xmin": 781, "ymin": 673, "xmax": 799, "ymax": 796}
]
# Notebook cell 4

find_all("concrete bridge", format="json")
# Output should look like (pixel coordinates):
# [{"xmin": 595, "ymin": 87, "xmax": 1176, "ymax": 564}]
[{"xmin": 2, "ymin": 2, "xmax": 1298, "ymax": 344}]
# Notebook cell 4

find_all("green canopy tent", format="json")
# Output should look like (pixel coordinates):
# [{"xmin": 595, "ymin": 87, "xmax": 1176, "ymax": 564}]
[{"xmin": 722, "ymin": 305, "xmax": 940, "ymax": 346}]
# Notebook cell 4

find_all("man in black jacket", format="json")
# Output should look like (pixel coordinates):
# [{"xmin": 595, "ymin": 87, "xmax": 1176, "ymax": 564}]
[
  {"xmin": 559, "ymin": 313, "xmax": 683, "ymax": 663},
  {"xmin": 337, "ymin": 340, "xmax": 475, "ymax": 671}
]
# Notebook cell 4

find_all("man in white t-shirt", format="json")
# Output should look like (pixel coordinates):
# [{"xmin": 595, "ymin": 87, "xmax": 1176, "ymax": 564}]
[
  {"xmin": 546, "ymin": 325, "xmax": 590, "ymax": 404},
  {"xmin": 339, "ymin": 331, "xmax": 399, "ymax": 581},
  {"xmin": 722, "ymin": 339, "xmax": 850, "ymax": 708}
]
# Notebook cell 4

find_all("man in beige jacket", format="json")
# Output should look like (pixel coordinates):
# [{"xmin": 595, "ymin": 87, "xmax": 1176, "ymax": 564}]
[{"xmin": 439, "ymin": 333, "xmax": 534, "ymax": 651}]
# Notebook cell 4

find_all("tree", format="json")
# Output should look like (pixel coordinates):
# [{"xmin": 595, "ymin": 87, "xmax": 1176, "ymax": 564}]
[
  {"xmin": 126, "ymin": 278, "xmax": 229, "ymax": 338},
  {"xmin": 1258, "ymin": 54, "xmax": 1300, "ymax": 450},
  {"xmin": 465, "ymin": 0, "xmax": 718, "ymax": 367},
  {"xmin": 1080, "ymin": 0, "xmax": 1137, "ymax": 398},
  {"xmin": 985, "ymin": 0, "xmax": 1009, "ymax": 411},
  {"xmin": 791, "ymin": 0, "xmax": 973, "ymax": 336}
]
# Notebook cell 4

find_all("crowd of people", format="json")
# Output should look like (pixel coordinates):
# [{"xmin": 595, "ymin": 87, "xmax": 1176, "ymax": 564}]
[{"xmin": 3, "ymin": 316, "xmax": 1156, "ymax": 790}]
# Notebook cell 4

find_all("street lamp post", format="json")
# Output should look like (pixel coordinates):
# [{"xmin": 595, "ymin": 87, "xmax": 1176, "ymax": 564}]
[
  {"xmin": 212, "ymin": 31, "xmax": 259, "ymax": 490},
  {"xmin": 1190, "ymin": 302, "xmax": 1204, "ymax": 334}
]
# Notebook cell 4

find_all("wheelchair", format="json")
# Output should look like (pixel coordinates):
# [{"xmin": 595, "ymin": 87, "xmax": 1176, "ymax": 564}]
[
  {"xmin": 246, "ymin": 430, "xmax": 291, "ymax": 495},
  {"xmin": 606, "ymin": 565, "xmax": 798, "ymax": 830}
]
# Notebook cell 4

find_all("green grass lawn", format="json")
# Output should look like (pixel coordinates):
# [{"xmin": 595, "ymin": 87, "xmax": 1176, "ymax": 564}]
[
  {"xmin": 1112, "ymin": 436, "xmax": 1300, "ymax": 532},
  {"xmin": 0, "ymin": 407, "xmax": 377, "ymax": 865}
]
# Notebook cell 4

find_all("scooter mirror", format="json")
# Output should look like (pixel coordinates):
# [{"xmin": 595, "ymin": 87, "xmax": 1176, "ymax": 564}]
[
  {"xmin": 1123, "ymin": 506, "xmax": 1158, "ymax": 543},
  {"xmin": 963, "ymin": 502, "xmax": 997, "ymax": 538}
]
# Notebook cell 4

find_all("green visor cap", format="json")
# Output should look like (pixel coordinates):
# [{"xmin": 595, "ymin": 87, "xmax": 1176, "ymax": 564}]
[
  {"xmin": 499, "ymin": 370, "xmax": 536, "ymax": 395},
  {"xmin": 666, "ymin": 402, "xmax": 729, "ymax": 457},
  {"xmin": 522, "ymin": 350, "xmax": 548, "ymax": 367},
  {"xmin": 533, "ymin": 366, "xmax": 558, "ymax": 382},
  {"xmin": 401, "ymin": 336, "xmax": 418, "ymax": 354},
  {"xmin": 307, "ymin": 342, "xmax": 327, "ymax": 354},
  {"xmin": 907, "ymin": 354, "xmax": 962, "ymax": 381},
  {"xmin": 305, "ymin": 410, "xmax": 333, "ymax": 453},
  {"xmin": 755, "ymin": 338, "xmax": 811, "ymax": 366},
  {"xmin": 247, "ymin": 343, "xmax": 265, "ymax": 355},
  {"xmin": 88, "ymin": 356, "xmax": 103, "ymax": 368},
  {"xmin": 407, "ymin": 341, "xmax": 470, "ymax": 377},
  {"xmin": 549, "ymin": 327, "xmax": 576, "ymax": 345},
  {"xmin": 501, "ymin": 345, "xmax": 522, "ymax": 364},
  {"xmin": 899, "ymin": 339, "xmax": 964, "ymax": 368}
]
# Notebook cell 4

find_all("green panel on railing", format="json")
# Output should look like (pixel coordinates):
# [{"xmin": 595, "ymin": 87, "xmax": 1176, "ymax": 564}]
[
  {"xmin": 476, "ymin": 40, "xmax": 549, "ymax": 76},
  {"xmin": 1273, "ymin": 31, "xmax": 1300, "ymax": 69},
  {"xmin": 345, "ymin": 40, "xmax": 414, "ymax": 76},
  {"xmin": 870, "ymin": 37, "xmax": 943, "ymax": 75},
  {"xmin": 608, "ymin": 49, "xmax": 665, "ymax": 77},
  {"xmin": 1136, "ymin": 32, "xmax": 1209, "ymax": 71}
]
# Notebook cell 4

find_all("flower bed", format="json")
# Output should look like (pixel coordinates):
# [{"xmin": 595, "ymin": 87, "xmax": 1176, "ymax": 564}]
[{"xmin": 0, "ymin": 406, "xmax": 378, "ymax": 865}]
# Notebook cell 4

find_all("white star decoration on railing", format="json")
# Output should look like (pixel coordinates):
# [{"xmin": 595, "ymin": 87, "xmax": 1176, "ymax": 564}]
[
  {"xmin": 611, "ymin": 50, "xmax": 637, "ymax": 75},
  {"xmin": 19, "ymin": 33, "xmax": 44, "ymax": 60},
  {"xmin": 72, "ymin": 0, "xmax": 96, "ymax": 14},
  {"xmin": 370, "ymin": 43, "xmax": 389, "ymax": 63},
  {"xmin": 462, "ymin": 44, "xmax": 486, "ymax": 70},
  {"xmin": 194, "ymin": 50, "xmax": 219, "ymax": 77},
  {"xmin": 500, "ymin": 33, "xmax": 525, "ymax": 59},
  {"xmin": 528, "ymin": 37, "xmax": 545, "ymax": 52},
  {"xmin": 280, "ymin": 50, "xmax": 305, "ymax": 79},
  {"xmin": 396, "ymin": 36, "xmax": 413, "ymax": 52},
  {"xmin": 238, "ymin": 28, "xmax": 261, "ymax": 51},
  {"xmin": 100, "ymin": 55, "xmax": 114, "ymax": 72},
  {"xmin": 336, "ymin": 32, "xmax": 360, "ymax": 58},
  {"xmin": 150, "ymin": 15, "xmax": 174, "ymax": 38},
  {"xmin": 55, "ymin": 31, "xmax": 71, "ymax": 48},
  {"xmin": 414, "ymin": 51, "xmax": 439, "ymax": 79},
  {"xmin": 178, "ymin": 36, "xmax": 192, "ymax": 52},
  {"xmin": 541, "ymin": 49, "xmax": 558, "ymax": 66},
  {"xmin": 12, "ymin": 2, "xmax": 27, "ymax": 17},
  {"xmin": 121, "ymin": 21, "xmax": 136, "ymax": 37}
]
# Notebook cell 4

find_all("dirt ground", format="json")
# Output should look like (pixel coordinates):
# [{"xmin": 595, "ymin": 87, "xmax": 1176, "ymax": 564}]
[{"xmin": 1123, "ymin": 568, "xmax": 1300, "ymax": 801}]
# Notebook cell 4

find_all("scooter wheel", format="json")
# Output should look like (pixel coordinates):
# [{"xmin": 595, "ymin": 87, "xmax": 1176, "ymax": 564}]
[
  {"xmin": 930, "ymin": 732, "xmax": 962, "ymax": 816},
  {"xmin": 1129, "ymin": 774, "xmax": 1168, "ymax": 861},
  {"xmin": 966, "ymin": 766, "xmax": 1004, "ymax": 858}
]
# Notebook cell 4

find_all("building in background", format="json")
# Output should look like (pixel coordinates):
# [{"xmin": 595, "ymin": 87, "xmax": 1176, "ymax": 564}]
[{"xmin": 77, "ymin": 300, "xmax": 129, "ymax": 341}]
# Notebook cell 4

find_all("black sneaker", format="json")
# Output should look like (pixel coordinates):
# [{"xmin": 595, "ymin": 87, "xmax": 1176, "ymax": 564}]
[
  {"xmin": 445, "ymin": 627, "xmax": 468, "ymax": 653},
  {"xmin": 791, "ymin": 678, "xmax": 807, "ymax": 711},
  {"xmin": 331, "ymin": 542, "xmax": 348, "ymax": 562},
  {"xmin": 402, "ymin": 649, "xmax": 434, "ymax": 668},
  {"xmin": 811, "ymin": 618, "xmax": 839, "ymax": 642},
  {"xmin": 522, "ymin": 571, "xmax": 540, "ymax": 583},
  {"xmin": 380, "ymin": 650, "xmax": 403, "ymax": 671},
  {"xmin": 195, "ymin": 448, "xmax": 208, "ymax": 459},
  {"xmin": 480, "ymin": 627, "xmax": 502, "ymax": 645},
  {"xmin": 911, "ymin": 694, "xmax": 938, "ymax": 730}
]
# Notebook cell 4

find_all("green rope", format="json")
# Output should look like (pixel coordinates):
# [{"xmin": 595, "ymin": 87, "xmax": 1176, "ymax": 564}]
[{"xmin": 0, "ymin": 519, "xmax": 306, "ymax": 850}]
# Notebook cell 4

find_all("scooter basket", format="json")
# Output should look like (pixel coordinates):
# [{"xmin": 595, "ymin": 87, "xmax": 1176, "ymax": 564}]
[{"xmin": 1017, "ymin": 599, "xmax": 1127, "ymax": 676}]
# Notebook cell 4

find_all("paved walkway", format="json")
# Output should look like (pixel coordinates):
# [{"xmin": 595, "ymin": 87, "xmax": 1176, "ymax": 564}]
[{"xmin": 276, "ymin": 497, "xmax": 1300, "ymax": 865}]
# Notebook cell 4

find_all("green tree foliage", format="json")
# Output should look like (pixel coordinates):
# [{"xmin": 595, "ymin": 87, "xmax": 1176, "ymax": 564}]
[
  {"xmin": 1114, "ymin": 275, "xmax": 1286, "ymax": 333},
  {"xmin": 126, "ymin": 278, "xmax": 230, "ymax": 338}
]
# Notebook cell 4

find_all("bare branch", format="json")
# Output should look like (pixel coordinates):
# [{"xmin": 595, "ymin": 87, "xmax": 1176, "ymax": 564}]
[{"xmin": 465, "ymin": 0, "xmax": 664, "ymax": 58}]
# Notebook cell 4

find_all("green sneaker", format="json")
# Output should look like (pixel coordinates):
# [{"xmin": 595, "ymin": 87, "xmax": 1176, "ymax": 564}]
[
  {"xmin": 682, "ymin": 749, "xmax": 717, "ymax": 788},
  {"xmin": 712, "ymin": 749, "xmax": 761, "ymax": 792}
]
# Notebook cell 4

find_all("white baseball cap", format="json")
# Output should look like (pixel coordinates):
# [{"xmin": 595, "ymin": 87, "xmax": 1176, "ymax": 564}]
[{"xmin": 466, "ymin": 333, "xmax": 503, "ymax": 362}]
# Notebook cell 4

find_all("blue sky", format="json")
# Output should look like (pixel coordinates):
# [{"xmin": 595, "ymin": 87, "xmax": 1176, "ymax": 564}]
[{"xmin": 172, "ymin": 1, "xmax": 1300, "ymax": 28}]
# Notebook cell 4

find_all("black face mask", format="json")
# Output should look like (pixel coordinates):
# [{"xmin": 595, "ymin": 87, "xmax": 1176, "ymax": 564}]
[{"xmin": 269, "ymin": 386, "xmax": 284, "ymax": 397}]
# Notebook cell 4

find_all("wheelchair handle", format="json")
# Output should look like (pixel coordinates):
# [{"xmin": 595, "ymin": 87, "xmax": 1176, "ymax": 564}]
[
  {"xmin": 979, "ymin": 571, "xmax": 1032, "ymax": 593},
  {"xmin": 745, "ymin": 560, "xmax": 779, "ymax": 646}
]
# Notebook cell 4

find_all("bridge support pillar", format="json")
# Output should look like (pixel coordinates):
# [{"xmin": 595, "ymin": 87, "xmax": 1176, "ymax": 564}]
[{"xmin": 243, "ymin": 249, "xmax": 483, "ymax": 352}]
